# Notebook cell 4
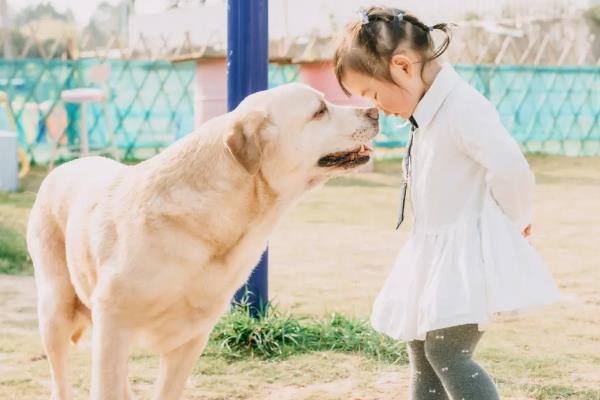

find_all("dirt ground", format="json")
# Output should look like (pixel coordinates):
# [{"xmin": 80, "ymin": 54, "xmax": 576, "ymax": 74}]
[{"xmin": 1, "ymin": 156, "xmax": 599, "ymax": 399}]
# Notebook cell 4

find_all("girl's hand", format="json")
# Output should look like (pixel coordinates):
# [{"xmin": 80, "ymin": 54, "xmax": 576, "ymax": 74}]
[{"xmin": 522, "ymin": 224, "xmax": 532, "ymax": 237}]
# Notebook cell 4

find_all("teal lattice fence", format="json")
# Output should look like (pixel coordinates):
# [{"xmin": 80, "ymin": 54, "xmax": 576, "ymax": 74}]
[
  {"xmin": 269, "ymin": 64, "xmax": 300, "ymax": 88},
  {"xmin": 0, "ymin": 60, "xmax": 598, "ymax": 162},
  {"xmin": 0, "ymin": 58, "xmax": 195, "ymax": 162},
  {"xmin": 458, "ymin": 64, "xmax": 600, "ymax": 156}
]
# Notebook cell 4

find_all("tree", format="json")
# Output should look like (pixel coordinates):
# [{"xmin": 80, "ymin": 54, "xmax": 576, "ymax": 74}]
[
  {"xmin": 82, "ymin": 1, "xmax": 132, "ymax": 50},
  {"xmin": 1, "ymin": 3, "xmax": 75, "ymax": 57},
  {"xmin": 583, "ymin": 5, "xmax": 600, "ymax": 60},
  {"xmin": 13, "ymin": 3, "xmax": 75, "ymax": 26}
]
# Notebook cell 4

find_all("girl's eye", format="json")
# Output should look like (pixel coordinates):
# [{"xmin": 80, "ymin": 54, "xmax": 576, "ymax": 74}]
[{"xmin": 313, "ymin": 102, "xmax": 328, "ymax": 119}]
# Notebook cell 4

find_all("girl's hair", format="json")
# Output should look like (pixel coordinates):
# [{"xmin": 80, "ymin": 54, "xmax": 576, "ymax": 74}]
[{"xmin": 334, "ymin": 6, "xmax": 454, "ymax": 95}]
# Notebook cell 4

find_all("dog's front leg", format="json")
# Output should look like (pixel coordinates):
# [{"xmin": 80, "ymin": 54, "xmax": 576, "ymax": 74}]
[
  {"xmin": 90, "ymin": 307, "xmax": 131, "ymax": 400},
  {"xmin": 152, "ymin": 334, "xmax": 209, "ymax": 400}
]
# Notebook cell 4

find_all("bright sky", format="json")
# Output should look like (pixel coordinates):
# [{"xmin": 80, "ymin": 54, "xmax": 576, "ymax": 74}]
[
  {"xmin": 12, "ymin": 0, "xmax": 594, "ymax": 27},
  {"xmin": 12, "ymin": 0, "xmax": 169, "ymax": 24}
]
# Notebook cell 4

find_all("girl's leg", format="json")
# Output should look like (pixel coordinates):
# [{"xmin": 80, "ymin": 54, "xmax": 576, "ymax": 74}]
[
  {"xmin": 424, "ymin": 324, "xmax": 500, "ymax": 400},
  {"xmin": 407, "ymin": 340, "xmax": 449, "ymax": 399}
]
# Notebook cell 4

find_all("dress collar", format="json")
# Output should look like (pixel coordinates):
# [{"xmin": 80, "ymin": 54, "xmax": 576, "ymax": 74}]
[{"xmin": 410, "ymin": 63, "xmax": 460, "ymax": 129}]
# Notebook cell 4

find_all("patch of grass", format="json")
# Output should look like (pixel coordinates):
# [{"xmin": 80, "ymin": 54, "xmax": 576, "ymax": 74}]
[
  {"xmin": 0, "ymin": 191, "xmax": 36, "ymax": 209},
  {"xmin": 374, "ymin": 158, "xmax": 403, "ymax": 175},
  {"xmin": 524, "ymin": 383, "xmax": 600, "ymax": 400},
  {"xmin": 0, "ymin": 225, "xmax": 31, "ymax": 275},
  {"xmin": 0, "ymin": 378, "xmax": 33, "ymax": 387},
  {"xmin": 325, "ymin": 176, "xmax": 388, "ymax": 188},
  {"xmin": 0, "ymin": 166, "xmax": 42, "ymax": 215},
  {"xmin": 1, "ymin": 319, "xmax": 38, "ymax": 330},
  {"xmin": 0, "ymin": 290, "xmax": 17, "ymax": 307},
  {"xmin": 208, "ymin": 301, "xmax": 407, "ymax": 364}
]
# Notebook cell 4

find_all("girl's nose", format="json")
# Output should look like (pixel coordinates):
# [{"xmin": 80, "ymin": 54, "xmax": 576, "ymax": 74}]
[{"xmin": 365, "ymin": 107, "xmax": 380, "ymax": 121}]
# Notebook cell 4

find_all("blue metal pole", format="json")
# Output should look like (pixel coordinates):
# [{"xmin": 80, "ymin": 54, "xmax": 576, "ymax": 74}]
[{"xmin": 228, "ymin": 0, "xmax": 269, "ymax": 317}]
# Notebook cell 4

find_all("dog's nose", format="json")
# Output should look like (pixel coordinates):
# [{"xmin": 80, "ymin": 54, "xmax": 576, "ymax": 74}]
[{"xmin": 365, "ymin": 107, "xmax": 379, "ymax": 121}]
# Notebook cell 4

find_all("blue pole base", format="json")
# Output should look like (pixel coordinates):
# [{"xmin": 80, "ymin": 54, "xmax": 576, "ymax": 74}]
[{"xmin": 233, "ymin": 249, "xmax": 269, "ymax": 318}]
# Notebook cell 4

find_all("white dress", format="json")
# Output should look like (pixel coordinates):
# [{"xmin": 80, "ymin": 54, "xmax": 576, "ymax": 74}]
[{"xmin": 370, "ymin": 63, "xmax": 561, "ymax": 341}]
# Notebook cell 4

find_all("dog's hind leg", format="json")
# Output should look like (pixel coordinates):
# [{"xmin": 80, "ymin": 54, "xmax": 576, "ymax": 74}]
[
  {"xmin": 152, "ymin": 334, "xmax": 209, "ymax": 400},
  {"xmin": 37, "ymin": 286, "xmax": 77, "ymax": 400},
  {"xmin": 29, "ymin": 210, "xmax": 88, "ymax": 400}
]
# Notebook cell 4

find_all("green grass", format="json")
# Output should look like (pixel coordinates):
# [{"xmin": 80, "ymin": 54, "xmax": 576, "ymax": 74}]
[
  {"xmin": 374, "ymin": 158, "xmax": 403, "ymax": 175},
  {"xmin": 325, "ymin": 176, "xmax": 389, "ymax": 187},
  {"xmin": 0, "ymin": 191, "xmax": 36, "ymax": 209},
  {"xmin": 0, "ymin": 156, "xmax": 599, "ymax": 398},
  {"xmin": 0, "ymin": 167, "xmax": 44, "ymax": 275},
  {"xmin": 207, "ymin": 301, "xmax": 407, "ymax": 364},
  {"xmin": 0, "ymin": 225, "xmax": 31, "ymax": 275},
  {"xmin": 524, "ymin": 383, "xmax": 600, "ymax": 400}
]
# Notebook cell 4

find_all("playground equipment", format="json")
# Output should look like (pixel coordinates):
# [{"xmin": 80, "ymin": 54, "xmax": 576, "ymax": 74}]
[
  {"xmin": 0, "ymin": 91, "xmax": 29, "ymax": 186},
  {"xmin": 57, "ymin": 62, "xmax": 119, "ymax": 165}
]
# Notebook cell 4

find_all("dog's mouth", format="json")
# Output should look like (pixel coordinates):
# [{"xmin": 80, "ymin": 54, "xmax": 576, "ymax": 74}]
[{"xmin": 317, "ymin": 144, "xmax": 373, "ymax": 169}]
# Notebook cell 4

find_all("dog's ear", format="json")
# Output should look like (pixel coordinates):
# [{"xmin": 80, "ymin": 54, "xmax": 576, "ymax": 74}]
[{"xmin": 225, "ymin": 109, "xmax": 270, "ymax": 175}]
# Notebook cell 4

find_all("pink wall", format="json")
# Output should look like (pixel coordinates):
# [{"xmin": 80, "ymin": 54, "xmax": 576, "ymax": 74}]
[
  {"xmin": 194, "ymin": 58, "xmax": 227, "ymax": 130},
  {"xmin": 194, "ymin": 59, "xmax": 371, "ymax": 130},
  {"xmin": 298, "ymin": 61, "xmax": 370, "ymax": 107}
]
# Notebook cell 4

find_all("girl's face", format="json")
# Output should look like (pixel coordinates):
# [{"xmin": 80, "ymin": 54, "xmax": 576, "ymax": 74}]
[{"xmin": 341, "ymin": 53, "xmax": 426, "ymax": 119}]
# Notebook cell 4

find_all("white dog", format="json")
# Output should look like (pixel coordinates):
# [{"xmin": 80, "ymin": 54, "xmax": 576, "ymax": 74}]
[{"xmin": 27, "ymin": 83, "xmax": 379, "ymax": 400}]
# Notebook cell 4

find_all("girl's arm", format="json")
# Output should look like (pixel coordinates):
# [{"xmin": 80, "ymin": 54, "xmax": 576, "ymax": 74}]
[{"xmin": 451, "ymin": 90, "xmax": 535, "ymax": 232}]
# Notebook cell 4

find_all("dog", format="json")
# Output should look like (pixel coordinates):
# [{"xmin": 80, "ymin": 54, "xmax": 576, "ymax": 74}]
[{"xmin": 27, "ymin": 82, "xmax": 379, "ymax": 399}]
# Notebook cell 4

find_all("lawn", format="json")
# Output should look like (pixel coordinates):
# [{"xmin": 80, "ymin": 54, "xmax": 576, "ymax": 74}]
[{"xmin": 0, "ymin": 157, "xmax": 599, "ymax": 399}]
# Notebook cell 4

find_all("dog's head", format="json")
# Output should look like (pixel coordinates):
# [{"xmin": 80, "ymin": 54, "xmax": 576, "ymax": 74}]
[{"xmin": 224, "ymin": 83, "xmax": 379, "ymax": 191}]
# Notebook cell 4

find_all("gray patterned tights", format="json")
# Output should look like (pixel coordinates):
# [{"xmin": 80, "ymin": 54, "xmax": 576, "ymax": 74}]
[{"xmin": 406, "ymin": 324, "xmax": 500, "ymax": 400}]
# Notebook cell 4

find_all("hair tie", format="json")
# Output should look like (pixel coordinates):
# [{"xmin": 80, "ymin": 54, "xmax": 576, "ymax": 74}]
[
  {"xmin": 397, "ymin": 11, "xmax": 405, "ymax": 21},
  {"xmin": 357, "ymin": 9, "xmax": 369, "ymax": 25},
  {"xmin": 427, "ymin": 25, "xmax": 434, "ymax": 32}
]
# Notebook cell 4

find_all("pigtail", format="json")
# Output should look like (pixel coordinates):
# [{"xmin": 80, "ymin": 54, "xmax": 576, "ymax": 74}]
[
  {"xmin": 403, "ymin": 14, "xmax": 431, "ymax": 34},
  {"xmin": 429, "ymin": 23, "xmax": 455, "ymax": 61}
]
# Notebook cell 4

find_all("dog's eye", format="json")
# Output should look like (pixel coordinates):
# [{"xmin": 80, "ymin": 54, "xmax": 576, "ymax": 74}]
[{"xmin": 313, "ymin": 102, "xmax": 328, "ymax": 120}]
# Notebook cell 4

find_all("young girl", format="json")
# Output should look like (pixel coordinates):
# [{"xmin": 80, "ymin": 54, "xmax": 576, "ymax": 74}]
[{"xmin": 334, "ymin": 7, "xmax": 561, "ymax": 399}]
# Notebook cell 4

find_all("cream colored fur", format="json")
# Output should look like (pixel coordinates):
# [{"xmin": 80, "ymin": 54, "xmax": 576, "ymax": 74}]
[{"xmin": 27, "ymin": 83, "xmax": 379, "ymax": 400}]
